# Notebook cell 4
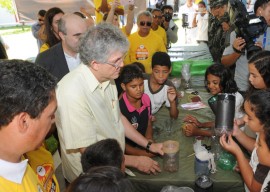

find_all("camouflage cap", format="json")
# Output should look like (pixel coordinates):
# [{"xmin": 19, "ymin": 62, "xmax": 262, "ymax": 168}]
[{"xmin": 209, "ymin": 0, "xmax": 228, "ymax": 8}]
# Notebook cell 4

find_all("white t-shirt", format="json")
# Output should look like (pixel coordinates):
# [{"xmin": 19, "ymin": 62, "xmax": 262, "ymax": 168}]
[{"xmin": 196, "ymin": 13, "xmax": 208, "ymax": 41}]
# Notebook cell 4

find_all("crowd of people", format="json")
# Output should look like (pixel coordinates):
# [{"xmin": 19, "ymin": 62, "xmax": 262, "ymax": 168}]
[{"xmin": 1, "ymin": 0, "xmax": 270, "ymax": 192}]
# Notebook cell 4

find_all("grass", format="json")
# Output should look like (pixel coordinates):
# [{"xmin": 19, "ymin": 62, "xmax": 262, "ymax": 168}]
[{"xmin": 0, "ymin": 25, "xmax": 31, "ymax": 35}]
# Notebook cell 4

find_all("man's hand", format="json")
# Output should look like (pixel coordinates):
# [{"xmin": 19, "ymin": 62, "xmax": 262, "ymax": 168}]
[
  {"xmin": 233, "ymin": 37, "xmax": 246, "ymax": 52},
  {"xmin": 135, "ymin": 156, "xmax": 161, "ymax": 174},
  {"xmin": 162, "ymin": 20, "xmax": 169, "ymax": 30},
  {"xmin": 167, "ymin": 87, "xmax": 177, "ymax": 103},
  {"xmin": 149, "ymin": 143, "xmax": 164, "ymax": 155},
  {"xmin": 221, "ymin": 22, "xmax": 230, "ymax": 32}
]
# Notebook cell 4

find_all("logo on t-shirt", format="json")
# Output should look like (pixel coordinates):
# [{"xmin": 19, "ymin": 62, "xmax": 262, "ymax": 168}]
[
  {"xmin": 131, "ymin": 116, "xmax": 138, "ymax": 129},
  {"xmin": 136, "ymin": 45, "xmax": 149, "ymax": 60},
  {"xmin": 36, "ymin": 164, "xmax": 56, "ymax": 192}
]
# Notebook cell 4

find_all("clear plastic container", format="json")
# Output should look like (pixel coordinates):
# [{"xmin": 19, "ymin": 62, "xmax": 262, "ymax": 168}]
[{"xmin": 163, "ymin": 140, "xmax": 180, "ymax": 172}]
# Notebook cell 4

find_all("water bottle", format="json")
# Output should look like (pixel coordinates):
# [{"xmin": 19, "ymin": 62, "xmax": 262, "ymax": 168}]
[
  {"xmin": 215, "ymin": 93, "xmax": 235, "ymax": 135},
  {"xmin": 194, "ymin": 175, "xmax": 213, "ymax": 192}
]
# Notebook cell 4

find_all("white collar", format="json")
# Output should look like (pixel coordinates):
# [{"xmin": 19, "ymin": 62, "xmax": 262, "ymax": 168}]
[
  {"xmin": 64, "ymin": 52, "xmax": 79, "ymax": 59},
  {"xmin": 0, "ymin": 159, "xmax": 28, "ymax": 184}
]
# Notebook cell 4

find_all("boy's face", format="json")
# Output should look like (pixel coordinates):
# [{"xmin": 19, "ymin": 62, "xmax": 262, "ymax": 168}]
[
  {"xmin": 151, "ymin": 65, "xmax": 171, "ymax": 85},
  {"xmin": 121, "ymin": 78, "xmax": 144, "ymax": 100}
]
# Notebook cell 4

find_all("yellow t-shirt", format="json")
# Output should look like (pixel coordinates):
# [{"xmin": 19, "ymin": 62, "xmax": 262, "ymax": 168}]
[
  {"xmin": 151, "ymin": 26, "xmax": 167, "ymax": 47},
  {"xmin": 94, "ymin": 0, "xmax": 124, "ymax": 24},
  {"xmin": 0, "ymin": 164, "xmax": 45, "ymax": 192},
  {"xmin": 126, "ymin": 31, "xmax": 167, "ymax": 73},
  {"xmin": 25, "ymin": 145, "xmax": 60, "ymax": 192}
]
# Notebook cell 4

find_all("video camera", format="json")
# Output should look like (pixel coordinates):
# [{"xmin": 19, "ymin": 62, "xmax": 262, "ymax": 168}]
[
  {"xmin": 163, "ymin": 12, "xmax": 172, "ymax": 22},
  {"xmin": 182, "ymin": 14, "xmax": 189, "ymax": 28},
  {"xmin": 229, "ymin": 0, "xmax": 267, "ymax": 59}
]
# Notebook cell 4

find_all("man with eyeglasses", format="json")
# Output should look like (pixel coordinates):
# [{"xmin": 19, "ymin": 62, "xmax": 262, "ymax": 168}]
[
  {"xmin": 31, "ymin": 9, "xmax": 46, "ymax": 50},
  {"xmin": 126, "ymin": 11, "xmax": 167, "ymax": 74},
  {"xmin": 55, "ymin": 23, "xmax": 164, "ymax": 183},
  {"xmin": 151, "ymin": 8, "xmax": 167, "ymax": 47},
  {"xmin": 35, "ymin": 13, "xmax": 88, "ymax": 82}
]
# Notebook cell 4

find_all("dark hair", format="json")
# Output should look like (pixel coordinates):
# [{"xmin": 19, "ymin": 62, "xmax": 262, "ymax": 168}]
[
  {"xmin": 74, "ymin": 12, "xmax": 86, "ymax": 19},
  {"xmin": 0, "ymin": 59, "xmax": 57, "ymax": 127},
  {"xmin": 204, "ymin": 63, "xmax": 238, "ymax": 93},
  {"xmin": 119, "ymin": 64, "xmax": 144, "ymax": 85},
  {"xmin": 81, "ymin": 139, "xmax": 124, "ymax": 173},
  {"xmin": 161, "ymin": 5, "xmax": 173, "ymax": 12},
  {"xmin": 254, "ymin": 0, "xmax": 270, "ymax": 13},
  {"xmin": 44, "ymin": 7, "xmax": 64, "ymax": 47},
  {"xmin": 151, "ymin": 8, "xmax": 162, "ymax": 14},
  {"xmin": 66, "ymin": 166, "xmax": 134, "ymax": 192},
  {"xmin": 248, "ymin": 50, "xmax": 270, "ymax": 88},
  {"xmin": 38, "ymin": 9, "xmax": 46, "ymax": 17},
  {"xmin": 146, "ymin": 7, "xmax": 153, "ymax": 12},
  {"xmin": 245, "ymin": 89, "xmax": 270, "ymax": 149},
  {"xmin": 151, "ymin": 51, "xmax": 171, "ymax": 68},
  {"xmin": 103, "ymin": 12, "xmax": 118, "ymax": 21},
  {"xmin": 132, "ymin": 62, "xmax": 145, "ymax": 73},
  {"xmin": 198, "ymin": 1, "xmax": 206, "ymax": 7}
]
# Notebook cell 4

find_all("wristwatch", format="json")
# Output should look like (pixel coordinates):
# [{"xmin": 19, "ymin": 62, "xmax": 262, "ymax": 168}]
[{"xmin": 146, "ymin": 141, "xmax": 152, "ymax": 153}]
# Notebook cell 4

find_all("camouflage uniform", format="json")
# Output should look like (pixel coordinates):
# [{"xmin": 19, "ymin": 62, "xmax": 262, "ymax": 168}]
[{"xmin": 208, "ymin": 0, "xmax": 232, "ymax": 63}]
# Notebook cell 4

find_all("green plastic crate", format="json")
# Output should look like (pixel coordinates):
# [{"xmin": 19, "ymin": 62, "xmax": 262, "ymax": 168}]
[{"xmin": 171, "ymin": 59, "xmax": 213, "ymax": 77}]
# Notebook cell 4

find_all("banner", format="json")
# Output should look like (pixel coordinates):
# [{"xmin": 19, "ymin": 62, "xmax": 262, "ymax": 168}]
[
  {"xmin": 14, "ymin": 0, "xmax": 91, "ymax": 22},
  {"xmin": 13, "ymin": 0, "xmax": 146, "ymax": 22}
]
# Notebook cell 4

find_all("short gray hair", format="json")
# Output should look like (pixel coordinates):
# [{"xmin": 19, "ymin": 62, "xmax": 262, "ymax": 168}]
[
  {"xmin": 137, "ymin": 11, "xmax": 153, "ymax": 24},
  {"xmin": 58, "ymin": 15, "xmax": 67, "ymax": 35},
  {"xmin": 79, "ymin": 23, "xmax": 129, "ymax": 65}
]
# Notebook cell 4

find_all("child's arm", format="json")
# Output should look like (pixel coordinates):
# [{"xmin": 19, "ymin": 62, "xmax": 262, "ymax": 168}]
[
  {"xmin": 167, "ymin": 87, "xmax": 179, "ymax": 119},
  {"xmin": 125, "ymin": 143, "xmax": 156, "ymax": 157},
  {"xmin": 220, "ymin": 134, "xmax": 263, "ymax": 192},
  {"xmin": 184, "ymin": 114, "xmax": 214, "ymax": 128},
  {"xmin": 257, "ymin": 133, "xmax": 270, "ymax": 167},
  {"xmin": 233, "ymin": 120, "xmax": 256, "ymax": 152},
  {"xmin": 183, "ymin": 123, "xmax": 213, "ymax": 137}
]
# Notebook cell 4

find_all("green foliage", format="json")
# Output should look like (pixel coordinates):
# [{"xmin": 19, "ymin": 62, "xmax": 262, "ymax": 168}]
[{"xmin": 0, "ymin": 0, "xmax": 15, "ymax": 14}]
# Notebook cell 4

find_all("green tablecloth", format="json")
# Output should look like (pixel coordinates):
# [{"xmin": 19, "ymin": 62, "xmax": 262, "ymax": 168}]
[
  {"xmin": 171, "ymin": 59, "xmax": 213, "ymax": 77},
  {"xmin": 128, "ymin": 76, "xmax": 244, "ymax": 192}
]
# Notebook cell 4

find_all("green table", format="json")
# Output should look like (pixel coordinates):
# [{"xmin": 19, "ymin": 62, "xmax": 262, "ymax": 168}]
[{"xmin": 128, "ymin": 76, "xmax": 244, "ymax": 192}]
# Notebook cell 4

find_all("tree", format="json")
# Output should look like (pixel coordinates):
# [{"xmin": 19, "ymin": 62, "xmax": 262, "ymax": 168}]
[{"xmin": 0, "ymin": 0, "xmax": 15, "ymax": 14}]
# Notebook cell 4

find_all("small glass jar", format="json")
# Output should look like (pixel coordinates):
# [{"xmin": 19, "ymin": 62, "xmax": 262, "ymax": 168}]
[{"xmin": 163, "ymin": 140, "xmax": 180, "ymax": 172}]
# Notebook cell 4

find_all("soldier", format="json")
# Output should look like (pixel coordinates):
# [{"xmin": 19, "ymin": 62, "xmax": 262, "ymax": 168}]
[{"xmin": 208, "ymin": 0, "xmax": 232, "ymax": 62}]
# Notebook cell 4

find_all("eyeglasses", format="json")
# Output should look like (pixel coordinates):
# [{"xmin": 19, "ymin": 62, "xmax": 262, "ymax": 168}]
[
  {"xmin": 97, "ymin": 56, "xmax": 125, "ymax": 69},
  {"xmin": 139, "ymin": 21, "xmax": 152, "ymax": 27},
  {"xmin": 153, "ymin": 15, "xmax": 162, "ymax": 19}
]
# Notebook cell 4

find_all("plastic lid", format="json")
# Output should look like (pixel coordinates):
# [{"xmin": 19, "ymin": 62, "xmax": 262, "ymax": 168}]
[{"xmin": 163, "ymin": 140, "xmax": 179, "ymax": 154}]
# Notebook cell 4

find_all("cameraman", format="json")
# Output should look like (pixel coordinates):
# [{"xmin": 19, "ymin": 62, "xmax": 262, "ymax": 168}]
[
  {"xmin": 161, "ymin": 5, "xmax": 178, "ymax": 48},
  {"xmin": 221, "ymin": 0, "xmax": 270, "ymax": 94},
  {"xmin": 208, "ymin": 0, "xmax": 231, "ymax": 63}
]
